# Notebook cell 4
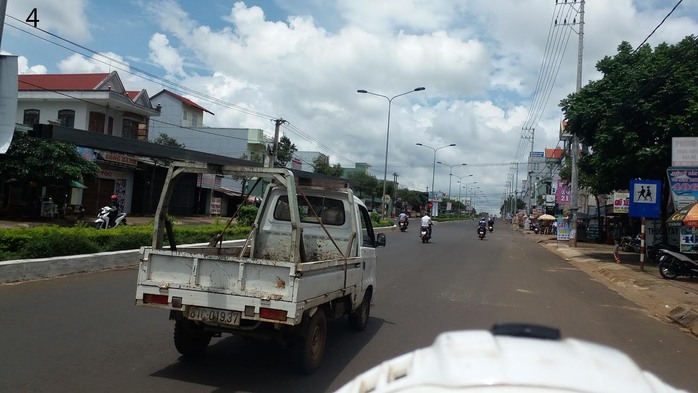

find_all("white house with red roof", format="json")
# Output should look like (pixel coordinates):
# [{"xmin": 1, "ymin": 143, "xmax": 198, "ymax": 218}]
[
  {"xmin": 13, "ymin": 71, "xmax": 160, "ymax": 216},
  {"xmin": 18, "ymin": 71, "xmax": 158, "ymax": 138}
]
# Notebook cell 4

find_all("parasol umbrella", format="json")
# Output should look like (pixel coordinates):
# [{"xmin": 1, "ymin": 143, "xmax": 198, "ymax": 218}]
[
  {"xmin": 666, "ymin": 201, "xmax": 698, "ymax": 227},
  {"xmin": 537, "ymin": 214, "xmax": 557, "ymax": 221}
]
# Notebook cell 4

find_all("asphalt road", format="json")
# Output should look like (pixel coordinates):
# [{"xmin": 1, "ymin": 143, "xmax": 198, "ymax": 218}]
[{"xmin": 1, "ymin": 221, "xmax": 697, "ymax": 392}]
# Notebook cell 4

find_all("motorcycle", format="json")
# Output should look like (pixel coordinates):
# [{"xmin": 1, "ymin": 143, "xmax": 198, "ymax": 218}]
[
  {"xmin": 620, "ymin": 234, "xmax": 641, "ymax": 253},
  {"xmin": 399, "ymin": 219, "xmax": 408, "ymax": 232},
  {"xmin": 477, "ymin": 226, "xmax": 486, "ymax": 240},
  {"xmin": 94, "ymin": 206, "xmax": 127, "ymax": 229},
  {"xmin": 647, "ymin": 240, "xmax": 678, "ymax": 263},
  {"xmin": 420, "ymin": 226, "xmax": 431, "ymax": 243},
  {"xmin": 488, "ymin": 225, "xmax": 493, "ymax": 233},
  {"xmin": 657, "ymin": 249, "xmax": 698, "ymax": 280},
  {"xmin": 529, "ymin": 222, "xmax": 539, "ymax": 234}
]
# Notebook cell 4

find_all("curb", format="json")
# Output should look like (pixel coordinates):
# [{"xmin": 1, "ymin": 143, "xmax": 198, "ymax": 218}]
[{"xmin": 0, "ymin": 240, "xmax": 244, "ymax": 285}]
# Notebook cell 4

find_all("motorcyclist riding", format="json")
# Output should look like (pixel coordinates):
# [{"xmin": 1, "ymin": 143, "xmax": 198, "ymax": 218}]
[
  {"xmin": 488, "ymin": 216, "xmax": 494, "ymax": 228},
  {"xmin": 421, "ymin": 212, "xmax": 433, "ymax": 237},
  {"xmin": 107, "ymin": 194, "xmax": 119, "ymax": 227},
  {"xmin": 398, "ymin": 210, "xmax": 409, "ymax": 228},
  {"xmin": 478, "ymin": 217, "xmax": 488, "ymax": 237}
]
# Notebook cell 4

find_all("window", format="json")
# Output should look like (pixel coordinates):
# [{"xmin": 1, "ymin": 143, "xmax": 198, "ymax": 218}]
[
  {"xmin": 88, "ymin": 112, "xmax": 113, "ymax": 134},
  {"xmin": 191, "ymin": 112, "xmax": 198, "ymax": 127},
  {"xmin": 273, "ymin": 195, "xmax": 346, "ymax": 226},
  {"xmin": 122, "ymin": 118, "xmax": 139, "ymax": 139},
  {"xmin": 182, "ymin": 110, "xmax": 188, "ymax": 120},
  {"xmin": 23, "ymin": 109, "xmax": 40, "ymax": 125},
  {"xmin": 88, "ymin": 112, "xmax": 104, "ymax": 133},
  {"xmin": 359, "ymin": 205, "xmax": 376, "ymax": 247},
  {"xmin": 57, "ymin": 109, "xmax": 75, "ymax": 128}
]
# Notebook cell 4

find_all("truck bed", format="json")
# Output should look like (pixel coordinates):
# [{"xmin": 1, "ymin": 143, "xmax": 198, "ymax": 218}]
[{"xmin": 137, "ymin": 247, "xmax": 364, "ymax": 324}]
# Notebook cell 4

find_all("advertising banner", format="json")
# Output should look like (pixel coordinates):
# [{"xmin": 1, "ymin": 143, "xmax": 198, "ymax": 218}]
[
  {"xmin": 612, "ymin": 192, "xmax": 629, "ymax": 214},
  {"xmin": 556, "ymin": 219, "xmax": 570, "ymax": 241},
  {"xmin": 555, "ymin": 179, "xmax": 570, "ymax": 205},
  {"xmin": 429, "ymin": 191, "xmax": 443, "ymax": 203},
  {"xmin": 679, "ymin": 227, "xmax": 698, "ymax": 254},
  {"xmin": 667, "ymin": 167, "xmax": 698, "ymax": 210}
]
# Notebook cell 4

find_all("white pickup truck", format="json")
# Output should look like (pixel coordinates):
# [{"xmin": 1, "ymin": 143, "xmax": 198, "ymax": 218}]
[{"xmin": 135, "ymin": 163, "xmax": 385, "ymax": 373}]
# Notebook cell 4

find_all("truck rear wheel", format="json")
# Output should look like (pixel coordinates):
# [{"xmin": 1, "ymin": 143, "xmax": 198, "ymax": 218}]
[
  {"xmin": 174, "ymin": 319, "xmax": 212, "ymax": 357},
  {"xmin": 294, "ymin": 308, "xmax": 326, "ymax": 374},
  {"xmin": 349, "ymin": 291, "xmax": 371, "ymax": 331}
]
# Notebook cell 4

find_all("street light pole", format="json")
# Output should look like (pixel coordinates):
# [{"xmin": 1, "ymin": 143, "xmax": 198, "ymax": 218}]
[
  {"xmin": 437, "ymin": 161, "xmax": 467, "ymax": 200},
  {"xmin": 416, "ymin": 143, "xmax": 456, "ymax": 215},
  {"xmin": 357, "ymin": 87, "xmax": 425, "ymax": 218},
  {"xmin": 461, "ymin": 180, "xmax": 476, "ymax": 214},
  {"xmin": 455, "ymin": 175, "xmax": 473, "ymax": 211}
]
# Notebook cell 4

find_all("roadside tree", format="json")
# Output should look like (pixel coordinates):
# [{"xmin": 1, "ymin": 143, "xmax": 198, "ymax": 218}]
[
  {"xmin": 312, "ymin": 156, "xmax": 344, "ymax": 177},
  {"xmin": 559, "ymin": 36, "xmax": 698, "ymax": 197}
]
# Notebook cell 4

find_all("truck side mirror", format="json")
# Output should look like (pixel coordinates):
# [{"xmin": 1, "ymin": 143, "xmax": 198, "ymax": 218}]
[{"xmin": 376, "ymin": 233, "xmax": 386, "ymax": 247}]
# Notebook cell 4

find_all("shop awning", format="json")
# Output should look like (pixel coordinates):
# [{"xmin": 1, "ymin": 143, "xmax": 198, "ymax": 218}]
[{"xmin": 70, "ymin": 180, "xmax": 87, "ymax": 188}]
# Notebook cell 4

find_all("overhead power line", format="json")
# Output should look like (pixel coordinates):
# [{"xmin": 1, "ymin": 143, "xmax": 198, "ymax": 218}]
[{"xmin": 6, "ymin": 14, "xmax": 360, "ymax": 167}]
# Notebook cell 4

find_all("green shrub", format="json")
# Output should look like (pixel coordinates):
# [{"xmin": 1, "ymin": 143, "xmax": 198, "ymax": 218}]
[
  {"xmin": 236, "ymin": 206, "xmax": 258, "ymax": 227},
  {"xmin": 370, "ymin": 211, "xmax": 380, "ymax": 223},
  {"xmin": 19, "ymin": 233, "xmax": 101, "ymax": 259},
  {"xmin": 0, "ymin": 222, "xmax": 252, "ymax": 261}
]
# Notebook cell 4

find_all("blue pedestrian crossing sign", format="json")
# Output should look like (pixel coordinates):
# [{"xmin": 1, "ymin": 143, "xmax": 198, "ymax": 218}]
[{"xmin": 629, "ymin": 180, "xmax": 661, "ymax": 217}]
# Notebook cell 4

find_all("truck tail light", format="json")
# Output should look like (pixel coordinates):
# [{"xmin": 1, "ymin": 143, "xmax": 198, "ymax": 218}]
[
  {"xmin": 143, "ymin": 294, "xmax": 169, "ymax": 305},
  {"xmin": 260, "ymin": 308, "xmax": 287, "ymax": 322}
]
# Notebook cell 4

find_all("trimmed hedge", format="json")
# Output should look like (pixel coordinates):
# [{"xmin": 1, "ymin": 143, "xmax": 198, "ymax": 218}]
[{"xmin": 0, "ymin": 223, "xmax": 251, "ymax": 261}]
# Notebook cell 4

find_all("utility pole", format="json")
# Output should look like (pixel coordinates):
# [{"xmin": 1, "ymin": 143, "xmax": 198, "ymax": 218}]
[
  {"xmin": 0, "ymin": 0, "xmax": 7, "ymax": 49},
  {"xmin": 267, "ymin": 118, "xmax": 287, "ymax": 168},
  {"xmin": 555, "ymin": 0, "xmax": 584, "ymax": 247},
  {"xmin": 523, "ymin": 126, "xmax": 535, "ymax": 214}
]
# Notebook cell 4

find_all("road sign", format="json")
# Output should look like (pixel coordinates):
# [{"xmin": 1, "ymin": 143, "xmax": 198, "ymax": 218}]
[{"xmin": 629, "ymin": 180, "xmax": 661, "ymax": 218}]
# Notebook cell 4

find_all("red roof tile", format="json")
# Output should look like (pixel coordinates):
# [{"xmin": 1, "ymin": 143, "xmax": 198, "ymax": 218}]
[
  {"xmin": 153, "ymin": 89, "xmax": 214, "ymax": 115},
  {"xmin": 18, "ymin": 73, "xmax": 110, "ymax": 91}
]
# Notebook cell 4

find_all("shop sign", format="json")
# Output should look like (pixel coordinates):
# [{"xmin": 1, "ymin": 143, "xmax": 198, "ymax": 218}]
[
  {"xmin": 100, "ymin": 151, "xmax": 137, "ymax": 166},
  {"xmin": 612, "ymin": 192, "xmax": 629, "ymax": 214},
  {"xmin": 210, "ymin": 197, "xmax": 221, "ymax": 215},
  {"xmin": 667, "ymin": 167, "xmax": 698, "ymax": 210}
]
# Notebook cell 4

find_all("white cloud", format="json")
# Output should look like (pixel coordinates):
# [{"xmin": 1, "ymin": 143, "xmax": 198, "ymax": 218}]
[
  {"xmin": 9, "ymin": 0, "xmax": 692, "ymax": 215},
  {"xmin": 148, "ymin": 33, "xmax": 185, "ymax": 77},
  {"xmin": 57, "ymin": 52, "xmax": 130, "ymax": 74},
  {"xmin": 12, "ymin": 55, "xmax": 48, "ymax": 75}
]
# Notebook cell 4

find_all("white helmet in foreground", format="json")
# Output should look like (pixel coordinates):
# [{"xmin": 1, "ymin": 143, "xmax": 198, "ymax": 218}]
[{"xmin": 335, "ymin": 323, "xmax": 684, "ymax": 393}]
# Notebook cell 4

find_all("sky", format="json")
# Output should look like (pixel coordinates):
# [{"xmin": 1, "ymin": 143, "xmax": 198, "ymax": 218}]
[{"xmin": 2, "ymin": 0, "xmax": 697, "ymax": 215}]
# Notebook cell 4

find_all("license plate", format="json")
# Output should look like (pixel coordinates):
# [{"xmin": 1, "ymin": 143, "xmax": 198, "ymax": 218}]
[{"xmin": 188, "ymin": 307, "xmax": 241, "ymax": 326}]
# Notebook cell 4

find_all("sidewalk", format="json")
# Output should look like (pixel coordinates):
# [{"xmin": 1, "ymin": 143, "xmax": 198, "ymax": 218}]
[{"xmin": 516, "ymin": 226, "xmax": 698, "ymax": 336}]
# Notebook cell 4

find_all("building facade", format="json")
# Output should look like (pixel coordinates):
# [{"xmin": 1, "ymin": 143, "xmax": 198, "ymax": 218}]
[{"xmin": 11, "ymin": 72, "xmax": 159, "ymax": 218}]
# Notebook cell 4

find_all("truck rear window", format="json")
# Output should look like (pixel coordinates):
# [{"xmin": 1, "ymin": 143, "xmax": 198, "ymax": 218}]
[{"xmin": 273, "ymin": 196, "xmax": 346, "ymax": 226}]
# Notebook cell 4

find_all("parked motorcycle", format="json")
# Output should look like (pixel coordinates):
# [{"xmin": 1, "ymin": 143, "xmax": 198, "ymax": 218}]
[
  {"xmin": 657, "ymin": 249, "xmax": 698, "ymax": 280},
  {"xmin": 94, "ymin": 206, "xmax": 127, "ymax": 229},
  {"xmin": 399, "ymin": 219, "xmax": 408, "ymax": 232},
  {"xmin": 647, "ymin": 240, "xmax": 678, "ymax": 263},
  {"xmin": 477, "ymin": 226, "xmax": 486, "ymax": 240},
  {"xmin": 620, "ymin": 234, "xmax": 641, "ymax": 253},
  {"xmin": 420, "ymin": 226, "xmax": 431, "ymax": 243}
]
